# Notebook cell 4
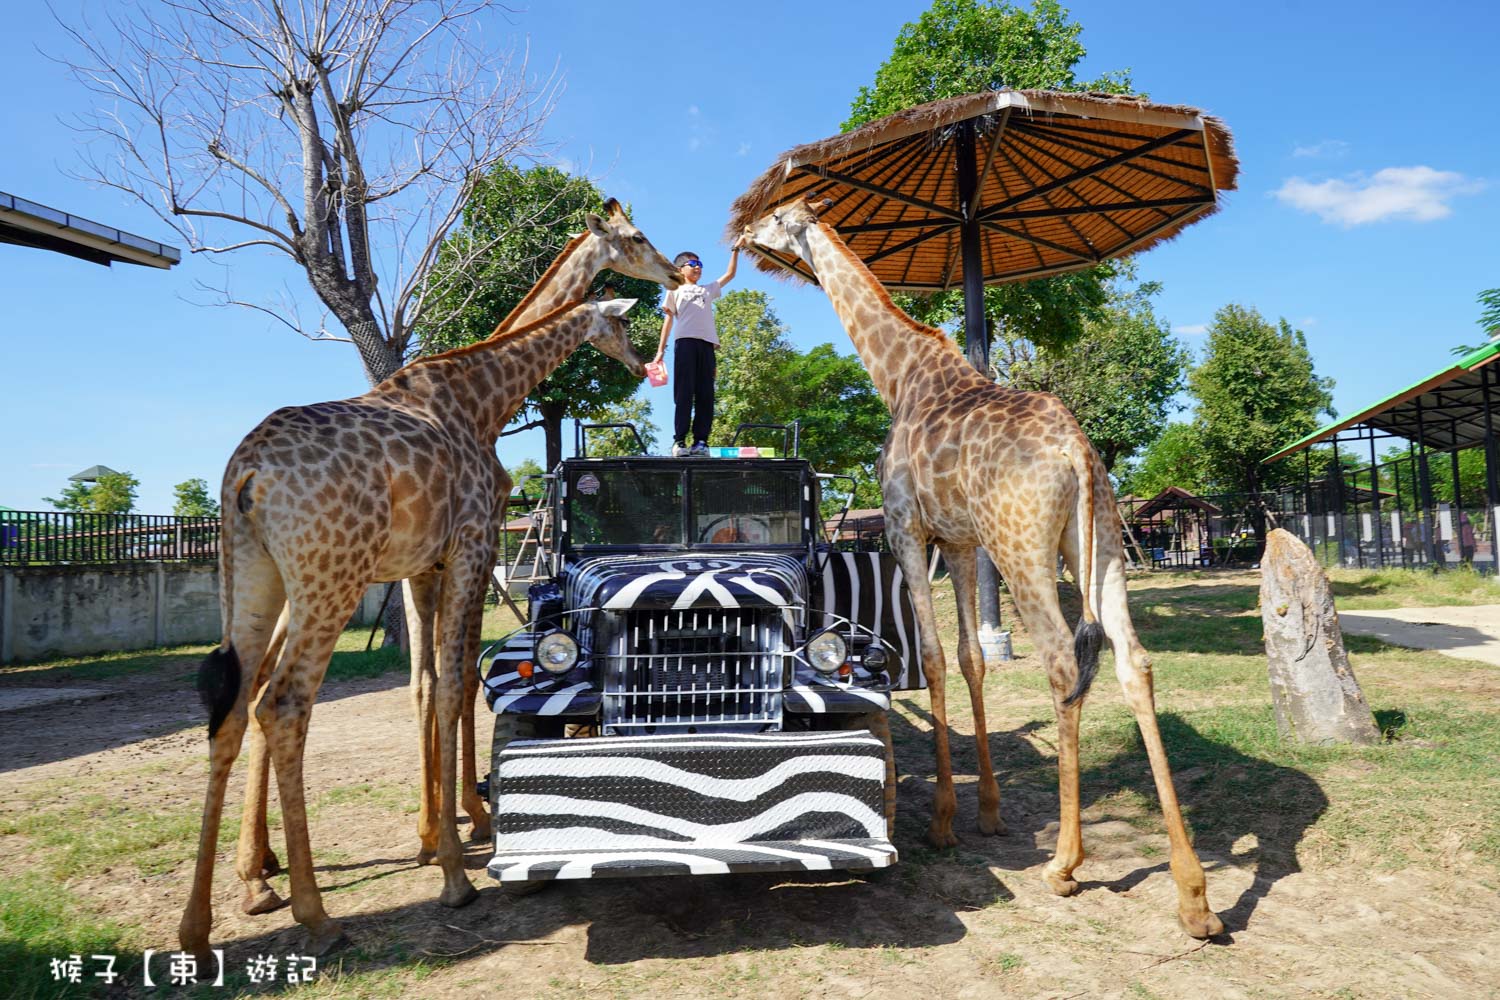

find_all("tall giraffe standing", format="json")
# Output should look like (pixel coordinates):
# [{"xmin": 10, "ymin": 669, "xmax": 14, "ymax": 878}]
[
  {"xmin": 180, "ymin": 297, "xmax": 651, "ymax": 961},
  {"xmin": 742, "ymin": 201, "xmax": 1222, "ymax": 938},
  {"xmin": 233, "ymin": 201, "xmax": 682, "ymax": 915}
]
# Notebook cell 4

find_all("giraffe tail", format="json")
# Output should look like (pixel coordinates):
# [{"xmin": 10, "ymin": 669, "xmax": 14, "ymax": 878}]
[
  {"xmin": 197, "ymin": 469, "xmax": 250, "ymax": 739},
  {"xmin": 1064, "ymin": 444, "xmax": 1104, "ymax": 707}
]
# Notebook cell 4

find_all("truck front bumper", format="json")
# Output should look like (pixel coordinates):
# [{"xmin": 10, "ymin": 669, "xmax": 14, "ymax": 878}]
[{"xmin": 487, "ymin": 730, "xmax": 896, "ymax": 882}]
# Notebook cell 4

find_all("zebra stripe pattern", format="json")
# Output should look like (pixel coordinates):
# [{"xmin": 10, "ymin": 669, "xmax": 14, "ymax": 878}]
[
  {"xmin": 565, "ymin": 553, "xmax": 807, "ymax": 612},
  {"xmin": 817, "ymin": 552, "xmax": 925, "ymax": 690},
  {"xmin": 479, "ymin": 636, "xmax": 601, "ymax": 716},
  {"xmin": 488, "ymin": 731, "xmax": 897, "ymax": 881}
]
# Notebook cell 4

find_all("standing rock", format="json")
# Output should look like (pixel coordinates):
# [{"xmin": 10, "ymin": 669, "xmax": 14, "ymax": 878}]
[{"xmin": 1260, "ymin": 528, "xmax": 1382, "ymax": 745}]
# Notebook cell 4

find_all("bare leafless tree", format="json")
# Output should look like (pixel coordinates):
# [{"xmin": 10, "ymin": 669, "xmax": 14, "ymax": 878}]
[{"xmin": 59, "ymin": 0, "xmax": 560, "ymax": 384}]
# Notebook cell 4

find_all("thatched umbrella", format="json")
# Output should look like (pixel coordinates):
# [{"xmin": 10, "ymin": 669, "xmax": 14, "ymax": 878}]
[{"xmin": 728, "ymin": 89, "xmax": 1237, "ymax": 659}]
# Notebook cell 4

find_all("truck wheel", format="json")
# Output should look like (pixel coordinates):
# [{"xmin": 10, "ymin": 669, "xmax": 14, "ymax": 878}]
[
  {"xmin": 490, "ymin": 715, "xmax": 565, "ymax": 898},
  {"xmin": 826, "ymin": 712, "xmax": 897, "ymax": 841}
]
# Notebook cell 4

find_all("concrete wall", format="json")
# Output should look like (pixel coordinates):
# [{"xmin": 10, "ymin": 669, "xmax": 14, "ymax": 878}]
[{"xmin": 0, "ymin": 563, "xmax": 390, "ymax": 663}]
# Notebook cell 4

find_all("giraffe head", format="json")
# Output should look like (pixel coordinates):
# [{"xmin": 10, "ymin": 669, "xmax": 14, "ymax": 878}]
[
  {"xmin": 582, "ymin": 298, "xmax": 647, "ymax": 376},
  {"xmin": 742, "ymin": 199, "xmax": 827, "ymax": 262},
  {"xmin": 586, "ymin": 199, "xmax": 683, "ymax": 290}
]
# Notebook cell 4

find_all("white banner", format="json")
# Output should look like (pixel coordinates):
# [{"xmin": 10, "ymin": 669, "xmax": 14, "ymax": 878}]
[{"xmin": 1361, "ymin": 513, "xmax": 1373, "ymax": 541}]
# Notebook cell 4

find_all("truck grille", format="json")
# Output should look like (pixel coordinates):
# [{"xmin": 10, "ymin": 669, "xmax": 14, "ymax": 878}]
[{"xmin": 601, "ymin": 608, "xmax": 787, "ymax": 734}]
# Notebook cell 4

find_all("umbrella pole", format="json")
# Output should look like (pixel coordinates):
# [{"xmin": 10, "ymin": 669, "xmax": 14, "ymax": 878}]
[{"xmin": 957, "ymin": 122, "xmax": 1012, "ymax": 665}]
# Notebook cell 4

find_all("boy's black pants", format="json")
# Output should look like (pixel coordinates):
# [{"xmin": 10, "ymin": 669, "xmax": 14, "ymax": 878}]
[{"xmin": 673, "ymin": 337, "xmax": 716, "ymax": 446}]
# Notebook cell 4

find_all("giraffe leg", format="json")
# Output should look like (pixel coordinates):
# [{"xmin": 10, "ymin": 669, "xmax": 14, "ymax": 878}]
[
  {"xmin": 237, "ymin": 606, "xmax": 288, "ymax": 915},
  {"xmin": 942, "ymin": 544, "xmax": 1003, "ymax": 836},
  {"xmin": 257, "ymin": 592, "xmax": 363, "ymax": 956},
  {"xmin": 887, "ymin": 530, "xmax": 958, "ymax": 849},
  {"xmin": 998, "ymin": 546, "xmax": 1088, "ymax": 897},
  {"xmin": 179, "ymin": 542, "xmax": 284, "ymax": 962},
  {"xmin": 405, "ymin": 575, "xmax": 442, "ymax": 865},
  {"xmin": 433, "ymin": 553, "xmax": 482, "ymax": 908},
  {"xmin": 459, "ymin": 575, "xmax": 492, "ymax": 841},
  {"xmin": 1097, "ymin": 561, "xmax": 1224, "ymax": 938}
]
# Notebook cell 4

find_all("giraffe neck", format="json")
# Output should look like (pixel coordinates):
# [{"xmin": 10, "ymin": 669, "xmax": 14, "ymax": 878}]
[
  {"xmin": 389, "ymin": 304, "xmax": 593, "ymax": 440},
  {"xmin": 493, "ymin": 231, "xmax": 608, "ymax": 334},
  {"xmin": 800, "ymin": 223, "xmax": 981, "ymax": 415}
]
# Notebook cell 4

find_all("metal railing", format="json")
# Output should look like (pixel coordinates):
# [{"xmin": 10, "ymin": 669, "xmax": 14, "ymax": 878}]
[{"xmin": 0, "ymin": 510, "xmax": 220, "ymax": 565}]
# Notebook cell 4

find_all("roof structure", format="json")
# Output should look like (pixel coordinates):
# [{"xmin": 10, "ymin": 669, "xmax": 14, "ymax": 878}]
[
  {"xmin": 1128, "ymin": 486, "xmax": 1223, "ymax": 521},
  {"xmin": 1264, "ymin": 339, "xmax": 1500, "ymax": 463},
  {"xmin": 0, "ymin": 191, "xmax": 181, "ymax": 269},
  {"xmin": 69, "ymin": 465, "xmax": 122, "ymax": 482},
  {"xmin": 727, "ymin": 90, "xmax": 1237, "ymax": 290}
]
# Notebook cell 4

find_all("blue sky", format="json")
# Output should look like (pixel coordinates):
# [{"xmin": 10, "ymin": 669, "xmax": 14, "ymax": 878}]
[{"xmin": 3, "ymin": 1, "xmax": 1496, "ymax": 512}]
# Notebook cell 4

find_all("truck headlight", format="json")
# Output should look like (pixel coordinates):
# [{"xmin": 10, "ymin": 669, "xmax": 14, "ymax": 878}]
[
  {"xmin": 534, "ymin": 631, "xmax": 579, "ymax": 674},
  {"xmin": 806, "ymin": 629, "xmax": 847, "ymax": 674}
]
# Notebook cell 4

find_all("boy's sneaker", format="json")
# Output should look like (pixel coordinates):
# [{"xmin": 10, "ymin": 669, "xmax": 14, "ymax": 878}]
[
  {"xmin": 689, "ymin": 442, "xmax": 710, "ymax": 457},
  {"xmin": 671, "ymin": 443, "xmax": 690, "ymax": 457}
]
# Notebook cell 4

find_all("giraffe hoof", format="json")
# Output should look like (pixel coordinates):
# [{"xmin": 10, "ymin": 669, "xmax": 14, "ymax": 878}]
[
  {"xmin": 416, "ymin": 847, "xmax": 438, "ymax": 866},
  {"xmin": 241, "ymin": 885, "xmax": 287, "ymax": 916},
  {"xmin": 439, "ymin": 879, "xmax": 479, "ymax": 909},
  {"xmin": 305, "ymin": 919, "xmax": 349, "ymax": 956},
  {"xmin": 468, "ymin": 820, "xmax": 492, "ymax": 843},
  {"xmin": 1179, "ymin": 908, "xmax": 1225, "ymax": 939},
  {"xmin": 925, "ymin": 826, "xmax": 959, "ymax": 850},
  {"xmin": 260, "ymin": 848, "xmax": 282, "ymax": 878},
  {"xmin": 1043, "ymin": 868, "xmax": 1080, "ymax": 897},
  {"xmin": 977, "ymin": 812, "xmax": 1006, "ymax": 836}
]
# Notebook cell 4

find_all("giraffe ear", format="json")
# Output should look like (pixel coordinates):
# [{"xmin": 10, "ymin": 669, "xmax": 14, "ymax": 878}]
[
  {"xmin": 602, "ymin": 197, "xmax": 627, "ymax": 219},
  {"xmin": 599, "ymin": 298, "xmax": 636, "ymax": 317},
  {"xmin": 585, "ymin": 212, "xmax": 611, "ymax": 238}
]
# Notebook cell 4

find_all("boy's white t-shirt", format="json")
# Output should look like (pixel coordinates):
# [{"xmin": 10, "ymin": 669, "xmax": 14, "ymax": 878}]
[{"xmin": 664, "ymin": 279, "xmax": 722, "ymax": 345}]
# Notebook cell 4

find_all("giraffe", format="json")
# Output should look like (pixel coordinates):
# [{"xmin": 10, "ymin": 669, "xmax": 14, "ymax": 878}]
[
  {"xmin": 179, "ymin": 296, "xmax": 649, "ymax": 961},
  {"xmin": 741, "ymin": 201, "xmax": 1222, "ymax": 939},
  {"xmin": 232, "ymin": 200, "xmax": 682, "ymax": 913}
]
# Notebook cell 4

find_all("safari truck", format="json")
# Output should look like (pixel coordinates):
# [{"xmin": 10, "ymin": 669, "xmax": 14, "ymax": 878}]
[{"xmin": 477, "ymin": 423, "xmax": 925, "ymax": 884}]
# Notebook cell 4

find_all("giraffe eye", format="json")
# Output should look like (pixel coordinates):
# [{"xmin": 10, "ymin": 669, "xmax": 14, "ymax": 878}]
[{"xmin": 631, "ymin": 233, "xmax": 645, "ymax": 243}]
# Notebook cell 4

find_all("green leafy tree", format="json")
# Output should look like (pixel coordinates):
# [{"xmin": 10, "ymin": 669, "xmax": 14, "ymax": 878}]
[
  {"xmin": 172, "ymin": 478, "xmax": 220, "ymax": 518},
  {"xmin": 46, "ymin": 471, "xmax": 140, "ymax": 514},
  {"xmin": 1117, "ymin": 423, "xmax": 1206, "ymax": 498},
  {"xmin": 584, "ymin": 397, "xmax": 660, "ymax": 457},
  {"xmin": 846, "ymin": 0, "xmax": 1133, "ymax": 354},
  {"xmin": 421, "ymin": 164, "xmax": 664, "ymax": 468},
  {"xmin": 999, "ymin": 280, "xmax": 1189, "ymax": 471},
  {"xmin": 712, "ymin": 290, "xmax": 889, "ymax": 512},
  {"xmin": 1190, "ymin": 305, "xmax": 1334, "ymax": 548},
  {"xmin": 1452, "ymin": 287, "xmax": 1500, "ymax": 356}
]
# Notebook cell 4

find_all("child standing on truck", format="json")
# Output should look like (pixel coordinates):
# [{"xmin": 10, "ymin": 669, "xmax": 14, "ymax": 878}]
[{"xmin": 653, "ymin": 239, "xmax": 744, "ymax": 457}]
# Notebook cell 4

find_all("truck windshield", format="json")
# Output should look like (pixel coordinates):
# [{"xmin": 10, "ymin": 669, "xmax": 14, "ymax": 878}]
[
  {"xmin": 568, "ymin": 468, "xmax": 685, "ymax": 546},
  {"xmin": 690, "ymin": 469, "xmax": 802, "ymax": 545}
]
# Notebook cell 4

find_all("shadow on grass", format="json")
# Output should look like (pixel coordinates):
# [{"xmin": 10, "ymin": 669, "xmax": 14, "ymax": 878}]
[
  {"xmin": 0, "ymin": 643, "xmax": 412, "ymax": 775},
  {"xmin": 891, "ymin": 702, "xmax": 1327, "ymax": 939}
]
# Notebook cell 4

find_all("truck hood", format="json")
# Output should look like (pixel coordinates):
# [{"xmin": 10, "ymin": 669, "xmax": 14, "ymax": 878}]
[{"xmin": 564, "ymin": 553, "xmax": 808, "ymax": 611}]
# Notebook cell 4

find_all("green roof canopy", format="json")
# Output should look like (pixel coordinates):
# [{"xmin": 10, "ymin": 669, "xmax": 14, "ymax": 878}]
[{"xmin": 1264, "ymin": 339, "xmax": 1500, "ymax": 464}]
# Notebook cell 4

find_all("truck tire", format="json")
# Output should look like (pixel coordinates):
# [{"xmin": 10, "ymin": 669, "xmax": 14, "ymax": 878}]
[{"xmin": 825, "ymin": 711, "xmax": 897, "ymax": 841}]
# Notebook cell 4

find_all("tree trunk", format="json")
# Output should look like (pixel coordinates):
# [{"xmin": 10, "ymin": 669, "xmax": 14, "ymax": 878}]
[
  {"xmin": 1259, "ymin": 528, "xmax": 1381, "ymax": 745},
  {"xmin": 541, "ymin": 400, "xmax": 567, "ymax": 470}
]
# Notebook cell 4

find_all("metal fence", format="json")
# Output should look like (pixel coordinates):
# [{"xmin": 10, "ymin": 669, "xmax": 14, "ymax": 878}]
[{"xmin": 0, "ymin": 510, "xmax": 220, "ymax": 565}]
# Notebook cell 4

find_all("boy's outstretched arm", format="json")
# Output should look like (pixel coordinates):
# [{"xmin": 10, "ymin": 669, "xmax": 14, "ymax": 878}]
[
  {"xmin": 653, "ymin": 308, "xmax": 674, "ymax": 365},
  {"xmin": 716, "ymin": 237, "xmax": 745, "ymax": 287}
]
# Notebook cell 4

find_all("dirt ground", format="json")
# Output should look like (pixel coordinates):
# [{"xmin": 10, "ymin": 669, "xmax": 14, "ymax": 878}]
[{"xmin": 3, "ymin": 614, "xmax": 1499, "ymax": 999}]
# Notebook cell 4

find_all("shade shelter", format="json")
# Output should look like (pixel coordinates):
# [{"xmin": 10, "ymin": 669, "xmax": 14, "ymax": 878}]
[
  {"xmin": 729, "ymin": 89, "xmax": 1237, "ymax": 656},
  {"xmin": 1265, "ymin": 340, "xmax": 1500, "ymax": 570},
  {"xmin": 1, "ymin": 192, "xmax": 180, "ymax": 269}
]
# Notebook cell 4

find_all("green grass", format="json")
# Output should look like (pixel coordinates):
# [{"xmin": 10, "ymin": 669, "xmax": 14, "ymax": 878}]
[
  {"xmin": 1327, "ymin": 565, "xmax": 1500, "ymax": 609},
  {"xmin": 0, "ymin": 876, "xmax": 133, "ymax": 1000},
  {"xmin": 1, "ymin": 793, "xmax": 237, "ymax": 879}
]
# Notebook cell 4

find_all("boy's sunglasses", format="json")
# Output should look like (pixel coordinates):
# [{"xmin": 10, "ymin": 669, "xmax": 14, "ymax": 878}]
[{"xmin": 683, "ymin": 259, "xmax": 702, "ymax": 268}]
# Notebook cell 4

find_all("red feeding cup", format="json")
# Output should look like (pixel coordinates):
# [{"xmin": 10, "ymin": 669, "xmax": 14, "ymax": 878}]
[{"xmin": 645, "ymin": 361, "xmax": 668, "ymax": 387}]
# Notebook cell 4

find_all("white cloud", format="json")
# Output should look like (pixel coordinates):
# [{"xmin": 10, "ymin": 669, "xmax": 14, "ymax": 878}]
[
  {"xmin": 688, "ymin": 136, "xmax": 702, "ymax": 152},
  {"xmin": 1292, "ymin": 139, "xmax": 1349, "ymax": 159},
  {"xmin": 1275, "ymin": 166, "xmax": 1483, "ymax": 226},
  {"xmin": 687, "ymin": 104, "xmax": 700, "ymax": 117},
  {"xmin": 736, "ymin": 141, "xmax": 751, "ymax": 157},
  {"xmin": 1174, "ymin": 323, "xmax": 1209, "ymax": 335}
]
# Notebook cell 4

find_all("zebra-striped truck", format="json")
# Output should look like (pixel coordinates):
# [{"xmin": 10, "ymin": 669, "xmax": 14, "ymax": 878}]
[{"xmin": 478, "ymin": 430, "xmax": 925, "ymax": 884}]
